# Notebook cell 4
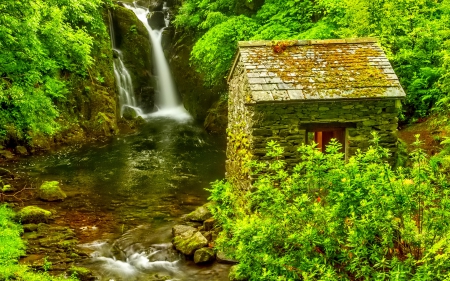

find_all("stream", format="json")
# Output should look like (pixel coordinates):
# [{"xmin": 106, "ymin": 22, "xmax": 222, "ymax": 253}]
[{"xmin": 4, "ymin": 1, "xmax": 231, "ymax": 280}]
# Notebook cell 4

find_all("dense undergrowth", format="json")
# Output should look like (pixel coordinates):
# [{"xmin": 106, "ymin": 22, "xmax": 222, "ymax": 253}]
[
  {"xmin": 0, "ymin": 205, "xmax": 78, "ymax": 281},
  {"xmin": 0, "ymin": 0, "xmax": 115, "ymax": 147},
  {"xmin": 210, "ymin": 135, "xmax": 450, "ymax": 280},
  {"xmin": 174, "ymin": 0, "xmax": 450, "ymax": 121}
]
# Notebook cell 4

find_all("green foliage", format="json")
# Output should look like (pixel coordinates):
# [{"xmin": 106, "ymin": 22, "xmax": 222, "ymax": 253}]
[
  {"xmin": 210, "ymin": 134, "xmax": 450, "ymax": 280},
  {"xmin": 191, "ymin": 16, "xmax": 258, "ymax": 84},
  {"xmin": 0, "ymin": 204, "xmax": 77, "ymax": 280},
  {"xmin": 0, "ymin": 0, "xmax": 108, "ymax": 144}
]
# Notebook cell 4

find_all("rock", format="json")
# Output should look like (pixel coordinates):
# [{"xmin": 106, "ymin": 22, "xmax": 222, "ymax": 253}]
[
  {"xmin": 122, "ymin": 105, "xmax": 139, "ymax": 120},
  {"xmin": 173, "ymin": 230, "xmax": 207, "ymax": 255},
  {"xmin": 203, "ymin": 218, "xmax": 216, "ymax": 231},
  {"xmin": 0, "ymin": 167, "xmax": 14, "ymax": 179},
  {"xmin": 194, "ymin": 247, "xmax": 215, "ymax": 264},
  {"xmin": 148, "ymin": 11, "xmax": 165, "ymax": 30},
  {"xmin": 186, "ymin": 204, "xmax": 212, "ymax": 222},
  {"xmin": 217, "ymin": 251, "xmax": 238, "ymax": 264},
  {"xmin": 69, "ymin": 266, "xmax": 95, "ymax": 281},
  {"xmin": 172, "ymin": 225, "xmax": 197, "ymax": 237},
  {"xmin": 0, "ymin": 150, "xmax": 14, "ymax": 159},
  {"xmin": 201, "ymin": 231, "xmax": 212, "ymax": 242},
  {"xmin": 148, "ymin": 0, "xmax": 163, "ymax": 11},
  {"xmin": 38, "ymin": 181, "xmax": 67, "ymax": 201},
  {"xmin": 15, "ymin": 146, "xmax": 28, "ymax": 155},
  {"xmin": 23, "ymin": 223, "xmax": 39, "ymax": 232},
  {"xmin": 113, "ymin": 49, "xmax": 120, "ymax": 59},
  {"xmin": 17, "ymin": 206, "xmax": 52, "ymax": 224}
]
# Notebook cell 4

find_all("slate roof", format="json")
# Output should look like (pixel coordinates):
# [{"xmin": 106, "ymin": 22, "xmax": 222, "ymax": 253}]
[{"xmin": 229, "ymin": 38, "xmax": 406, "ymax": 103}]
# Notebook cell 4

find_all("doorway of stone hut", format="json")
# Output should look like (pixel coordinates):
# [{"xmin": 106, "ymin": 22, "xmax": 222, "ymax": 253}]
[{"xmin": 307, "ymin": 127, "xmax": 346, "ymax": 154}]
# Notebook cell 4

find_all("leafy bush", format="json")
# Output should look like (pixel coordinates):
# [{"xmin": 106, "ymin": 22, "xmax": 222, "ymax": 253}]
[
  {"xmin": 0, "ymin": 0, "xmax": 108, "ymax": 144},
  {"xmin": 210, "ymin": 134, "xmax": 450, "ymax": 280}
]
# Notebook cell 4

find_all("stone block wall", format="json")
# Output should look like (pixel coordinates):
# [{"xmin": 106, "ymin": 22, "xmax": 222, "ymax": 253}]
[{"xmin": 250, "ymin": 99, "xmax": 401, "ymax": 168}]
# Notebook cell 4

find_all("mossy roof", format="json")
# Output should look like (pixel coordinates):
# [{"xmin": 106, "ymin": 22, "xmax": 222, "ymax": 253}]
[{"xmin": 229, "ymin": 38, "xmax": 406, "ymax": 103}]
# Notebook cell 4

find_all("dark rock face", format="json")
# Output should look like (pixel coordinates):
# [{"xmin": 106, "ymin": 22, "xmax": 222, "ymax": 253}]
[
  {"xmin": 122, "ymin": 105, "xmax": 139, "ymax": 120},
  {"xmin": 168, "ymin": 32, "xmax": 227, "ymax": 132},
  {"xmin": 112, "ymin": 5, "xmax": 155, "ymax": 109},
  {"xmin": 148, "ymin": 11, "xmax": 165, "ymax": 30},
  {"xmin": 149, "ymin": 0, "xmax": 164, "ymax": 11}
]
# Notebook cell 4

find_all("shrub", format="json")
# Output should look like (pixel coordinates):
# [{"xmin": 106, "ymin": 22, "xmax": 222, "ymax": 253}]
[{"xmin": 210, "ymin": 134, "xmax": 450, "ymax": 280}]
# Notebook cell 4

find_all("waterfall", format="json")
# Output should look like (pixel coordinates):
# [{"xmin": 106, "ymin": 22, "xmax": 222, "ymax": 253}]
[
  {"xmin": 124, "ymin": 3, "xmax": 191, "ymax": 121},
  {"xmin": 108, "ymin": 10, "xmax": 143, "ymax": 117}
]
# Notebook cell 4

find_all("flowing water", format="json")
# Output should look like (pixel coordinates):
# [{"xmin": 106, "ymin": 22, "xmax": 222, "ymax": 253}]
[{"xmin": 6, "ymin": 2, "xmax": 230, "ymax": 280}]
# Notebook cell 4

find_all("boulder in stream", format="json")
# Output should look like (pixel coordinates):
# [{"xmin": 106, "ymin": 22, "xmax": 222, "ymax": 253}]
[
  {"xmin": 172, "ymin": 224, "xmax": 197, "ymax": 237},
  {"xmin": 38, "ymin": 181, "xmax": 67, "ymax": 201},
  {"xmin": 148, "ymin": 11, "xmax": 165, "ymax": 30},
  {"xmin": 173, "ymin": 229, "xmax": 207, "ymax": 255},
  {"xmin": 194, "ymin": 247, "xmax": 215, "ymax": 264},
  {"xmin": 185, "ymin": 203, "xmax": 212, "ymax": 222},
  {"xmin": 122, "ymin": 105, "xmax": 139, "ymax": 120},
  {"xmin": 17, "ymin": 206, "xmax": 52, "ymax": 223}
]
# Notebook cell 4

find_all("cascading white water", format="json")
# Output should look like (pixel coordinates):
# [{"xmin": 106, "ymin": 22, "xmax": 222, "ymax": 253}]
[
  {"xmin": 124, "ymin": 3, "xmax": 191, "ymax": 121},
  {"xmin": 109, "ymin": 10, "xmax": 143, "ymax": 117}
]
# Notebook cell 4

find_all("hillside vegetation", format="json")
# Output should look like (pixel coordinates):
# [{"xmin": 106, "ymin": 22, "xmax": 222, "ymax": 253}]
[{"xmin": 0, "ymin": 0, "xmax": 116, "ymax": 148}]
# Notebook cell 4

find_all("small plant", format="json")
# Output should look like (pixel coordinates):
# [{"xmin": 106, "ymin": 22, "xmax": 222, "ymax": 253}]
[{"xmin": 43, "ymin": 256, "xmax": 52, "ymax": 272}]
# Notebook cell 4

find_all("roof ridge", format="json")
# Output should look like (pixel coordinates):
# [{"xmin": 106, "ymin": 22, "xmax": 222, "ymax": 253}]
[{"xmin": 238, "ymin": 38, "xmax": 378, "ymax": 47}]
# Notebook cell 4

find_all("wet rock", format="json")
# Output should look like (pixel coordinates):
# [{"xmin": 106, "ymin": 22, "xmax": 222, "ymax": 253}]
[
  {"xmin": 172, "ymin": 224, "xmax": 197, "ymax": 237},
  {"xmin": 165, "ymin": 0, "xmax": 175, "ymax": 7},
  {"xmin": 0, "ymin": 167, "xmax": 14, "ymax": 179},
  {"xmin": 113, "ymin": 49, "xmax": 120, "ymax": 59},
  {"xmin": 122, "ymin": 105, "xmax": 139, "ymax": 120},
  {"xmin": 148, "ymin": 0, "xmax": 163, "ymax": 11},
  {"xmin": 194, "ymin": 247, "xmax": 215, "ymax": 264},
  {"xmin": 69, "ymin": 266, "xmax": 96, "ymax": 281},
  {"xmin": 148, "ymin": 11, "xmax": 165, "ymax": 30},
  {"xmin": 201, "ymin": 231, "xmax": 212, "ymax": 242},
  {"xmin": 38, "ymin": 181, "xmax": 67, "ymax": 201},
  {"xmin": 161, "ymin": 27, "xmax": 174, "ymax": 52},
  {"xmin": 173, "ymin": 230, "xmax": 207, "ymax": 255},
  {"xmin": 0, "ymin": 150, "xmax": 14, "ymax": 159},
  {"xmin": 17, "ymin": 206, "xmax": 52, "ymax": 224},
  {"xmin": 15, "ymin": 145, "xmax": 28, "ymax": 155},
  {"xmin": 185, "ymin": 204, "xmax": 212, "ymax": 222},
  {"xmin": 217, "ymin": 251, "xmax": 238, "ymax": 264},
  {"xmin": 203, "ymin": 217, "xmax": 216, "ymax": 231},
  {"xmin": 23, "ymin": 223, "xmax": 39, "ymax": 232}
]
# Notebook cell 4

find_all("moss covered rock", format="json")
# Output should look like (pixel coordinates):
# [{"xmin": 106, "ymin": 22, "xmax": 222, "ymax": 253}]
[
  {"xmin": 173, "ymin": 230, "xmax": 207, "ymax": 255},
  {"xmin": 17, "ymin": 206, "xmax": 52, "ymax": 223},
  {"xmin": 185, "ymin": 203, "xmax": 212, "ymax": 222},
  {"xmin": 68, "ymin": 266, "xmax": 95, "ymax": 281},
  {"xmin": 194, "ymin": 247, "xmax": 215, "ymax": 264},
  {"xmin": 38, "ymin": 181, "xmax": 67, "ymax": 201}
]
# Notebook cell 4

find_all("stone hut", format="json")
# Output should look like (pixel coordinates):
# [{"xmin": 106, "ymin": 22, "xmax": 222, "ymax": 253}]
[{"xmin": 226, "ymin": 38, "xmax": 405, "ymax": 185}]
